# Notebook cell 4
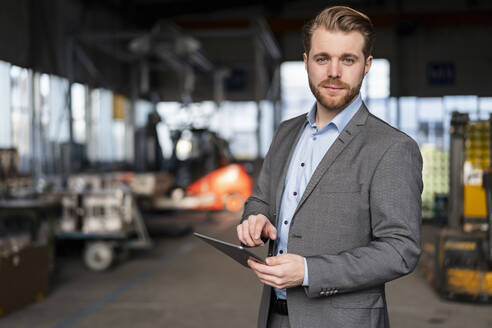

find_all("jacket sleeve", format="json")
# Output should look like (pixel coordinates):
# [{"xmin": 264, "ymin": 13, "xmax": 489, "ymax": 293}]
[{"xmin": 304, "ymin": 138, "xmax": 423, "ymax": 297}]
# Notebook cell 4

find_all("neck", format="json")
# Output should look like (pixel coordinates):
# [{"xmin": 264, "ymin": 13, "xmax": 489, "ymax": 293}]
[{"xmin": 315, "ymin": 103, "xmax": 343, "ymax": 130}]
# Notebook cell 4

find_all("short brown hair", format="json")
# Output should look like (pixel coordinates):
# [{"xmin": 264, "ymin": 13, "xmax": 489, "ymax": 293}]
[{"xmin": 302, "ymin": 6, "xmax": 374, "ymax": 58}]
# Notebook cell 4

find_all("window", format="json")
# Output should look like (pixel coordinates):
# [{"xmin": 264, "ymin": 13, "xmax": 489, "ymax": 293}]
[
  {"xmin": 71, "ymin": 83, "xmax": 87, "ymax": 144},
  {"xmin": 0, "ymin": 60, "xmax": 11, "ymax": 148},
  {"xmin": 479, "ymin": 98, "xmax": 492, "ymax": 120},
  {"xmin": 10, "ymin": 65, "xmax": 32, "ymax": 173},
  {"xmin": 280, "ymin": 61, "xmax": 314, "ymax": 121},
  {"xmin": 135, "ymin": 99, "xmax": 153, "ymax": 128},
  {"xmin": 157, "ymin": 101, "xmax": 266, "ymax": 159},
  {"xmin": 361, "ymin": 59, "xmax": 390, "ymax": 100},
  {"xmin": 89, "ymin": 89, "xmax": 114, "ymax": 162}
]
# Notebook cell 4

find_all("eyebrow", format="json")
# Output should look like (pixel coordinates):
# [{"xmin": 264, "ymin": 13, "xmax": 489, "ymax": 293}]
[
  {"xmin": 341, "ymin": 53, "xmax": 359, "ymax": 59},
  {"xmin": 312, "ymin": 52, "xmax": 360, "ymax": 60}
]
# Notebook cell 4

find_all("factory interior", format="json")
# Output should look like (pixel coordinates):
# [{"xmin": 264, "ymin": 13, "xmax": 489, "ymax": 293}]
[{"xmin": 0, "ymin": 0, "xmax": 492, "ymax": 327}]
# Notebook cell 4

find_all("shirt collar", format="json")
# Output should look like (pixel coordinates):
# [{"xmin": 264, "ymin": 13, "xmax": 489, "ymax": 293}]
[{"xmin": 306, "ymin": 94, "xmax": 362, "ymax": 133}]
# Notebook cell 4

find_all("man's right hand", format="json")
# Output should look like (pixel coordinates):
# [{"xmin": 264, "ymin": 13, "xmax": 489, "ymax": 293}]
[{"xmin": 237, "ymin": 214, "xmax": 277, "ymax": 247}]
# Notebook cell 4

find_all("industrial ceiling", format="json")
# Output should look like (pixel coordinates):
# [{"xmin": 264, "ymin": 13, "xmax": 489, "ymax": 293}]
[{"xmin": 0, "ymin": 0, "xmax": 491, "ymax": 101}]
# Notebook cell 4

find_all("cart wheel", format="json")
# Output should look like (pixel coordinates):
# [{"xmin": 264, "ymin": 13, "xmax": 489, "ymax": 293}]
[
  {"xmin": 84, "ymin": 241, "xmax": 114, "ymax": 272},
  {"xmin": 223, "ymin": 193, "xmax": 244, "ymax": 212}
]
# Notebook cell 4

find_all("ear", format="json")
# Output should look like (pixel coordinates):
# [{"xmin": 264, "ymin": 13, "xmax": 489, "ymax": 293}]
[
  {"xmin": 364, "ymin": 56, "xmax": 373, "ymax": 75},
  {"xmin": 303, "ymin": 52, "xmax": 308, "ymax": 71}
]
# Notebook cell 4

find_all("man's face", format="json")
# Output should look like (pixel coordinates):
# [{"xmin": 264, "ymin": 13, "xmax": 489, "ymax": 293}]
[{"xmin": 304, "ymin": 28, "xmax": 372, "ymax": 112}]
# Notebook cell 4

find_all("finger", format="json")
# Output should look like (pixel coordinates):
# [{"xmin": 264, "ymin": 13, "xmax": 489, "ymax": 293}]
[
  {"xmin": 248, "ymin": 216, "xmax": 257, "ymax": 239},
  {"xmin": 253, "ymin": 217, "xmax": 265, "ymax": 242},
  {"xmin": 242, "ymin": 220, "xmax": 256, "ymax": 246},
  {"xmin": 249, "ymin": 262, "xmax": 271, "ymax": 285},
  {"xmin": 265, "ymin": 255, "xmax": 286, "ymax": 266},
  {"xmin": 248, "ymin": 258, "xmax": 260, "ymax": 269},
  {"xmin": 248, "ymin": 258, "xmax": 254, "ymax": 269},
  {"xmin": 269, "ymin": 223, "xmax": 277, "ymax": 240},
  {"xmin": 249, "ymin": 217, "xmax": 264, "ymax": 245},
  {"xmin": 237, "ymin": 224, "xmax": 245, "ymax": 244},
  {"xmin": 251, "ymin": 261, "xmax": 284, "ymax": 277},
  {"xmin": 249, "ymin": 265, "xmax": 275, "ymax": 285},
  {"xmin": 264, "ymin": 221, "xmax": 277, "ymax": 240},
  {"xmin": 247, "ymin": 217, "xmax": 264, "ymax": 246},
  {"xmin": 255, "ymin": 272, "xmax": 283, "ymax": 289},
  {"xmin": 241, "ymin": 221, "xmax": 252, "ymax": 246}
]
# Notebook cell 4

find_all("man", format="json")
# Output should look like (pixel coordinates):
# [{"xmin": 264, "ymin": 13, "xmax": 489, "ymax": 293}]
[{"xmin": 237, "ymin": 6, "xmax": 422, "ymax": 328}]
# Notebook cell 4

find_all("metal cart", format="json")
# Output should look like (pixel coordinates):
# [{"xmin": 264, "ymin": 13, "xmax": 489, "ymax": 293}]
[{"xmin": 56, "ymin": 188, "xmax": 152, "ymax": 271}]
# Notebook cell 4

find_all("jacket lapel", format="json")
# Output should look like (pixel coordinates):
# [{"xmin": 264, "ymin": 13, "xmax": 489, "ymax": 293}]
[
  {"xmin": 274, "ymin": 117, "xmax": 306, "ymax": 223},
  {"xmin": 293, "ymin": 104, "xmax": 369, "ymax": 218}
]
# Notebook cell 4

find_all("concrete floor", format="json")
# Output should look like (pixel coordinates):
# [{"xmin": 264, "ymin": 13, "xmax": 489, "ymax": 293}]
[{"xmin": 2, "ymin": 213, "xmax": 492, "ymax": 328}]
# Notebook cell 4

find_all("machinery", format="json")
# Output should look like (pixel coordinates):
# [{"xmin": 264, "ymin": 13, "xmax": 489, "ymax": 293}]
[
  {"xmin": 58, "ymin": 177, "xmax": 152, "ymax": 272},
  {"xmin": 142, "ymin": 163, "xmax": 253, "ymax": 212},
  {"xmin": 426, "ymin": 112, "xmax": 492, "ymax": 301},
  {"xmin": 133, "ymin": 112, "xmax": 252, "ymax": 212},
  {"xmin": 58, "ymin": 161, "xmax": 252, "ymax": 272},
  {"xmin": 0, "ymin": 148, "xmax": 33, "ymax": 199}
]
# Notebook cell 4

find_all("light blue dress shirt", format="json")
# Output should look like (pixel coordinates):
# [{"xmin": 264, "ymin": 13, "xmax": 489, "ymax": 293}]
[{"xmin": 274, "ymin": 94, "xmax": 362, "ymax": 300}]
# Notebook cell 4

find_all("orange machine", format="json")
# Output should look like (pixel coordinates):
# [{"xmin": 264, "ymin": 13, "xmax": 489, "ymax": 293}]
[{"xmin": 186, "ymin": 164, "xmax": 253, "ymax": 211}]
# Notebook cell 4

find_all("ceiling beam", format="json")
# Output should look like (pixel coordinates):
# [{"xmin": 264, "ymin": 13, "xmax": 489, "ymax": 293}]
[{"xmin": 174, "ymin": 10, "xmax": 492, "ymax": 33}]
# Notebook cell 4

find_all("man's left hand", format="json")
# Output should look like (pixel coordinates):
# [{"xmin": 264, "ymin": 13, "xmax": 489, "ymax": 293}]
[{"xmin": 248, "ymin": 254, "xmax": 305, "ymax": 289}]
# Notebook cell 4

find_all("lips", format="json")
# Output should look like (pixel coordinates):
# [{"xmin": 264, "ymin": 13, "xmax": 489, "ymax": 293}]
[
  {"xmin": 318, "ymin": 79, "xmax": 348, "ymax": 91},
  {"xmin": 323, "ymin": 85, "xmax": 344, "ymax": 90},
  {"xmin": 321, "ymin": 85, "xmax": 345, "ymax": 94}
]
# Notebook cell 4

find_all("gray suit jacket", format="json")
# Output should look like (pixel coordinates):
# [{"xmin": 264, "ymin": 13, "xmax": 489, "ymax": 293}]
[{"xmin": 242, "ymin": 104, "xmax": 423, "ymax": 328}]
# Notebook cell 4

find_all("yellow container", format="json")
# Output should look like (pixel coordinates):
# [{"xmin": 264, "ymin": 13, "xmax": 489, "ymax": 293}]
[
  {"xmin": 464, "ymin": 185, "xmax": 487, "ymax": 218},
  {"xmin": 447, "ymin": 268, "xmax": 481, "ymax": 295}
]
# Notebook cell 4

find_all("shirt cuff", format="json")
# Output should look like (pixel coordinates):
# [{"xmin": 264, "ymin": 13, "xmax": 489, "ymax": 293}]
[{"xmin": 302, "ymin": 257, "xmax": 309, "ymax": 286}]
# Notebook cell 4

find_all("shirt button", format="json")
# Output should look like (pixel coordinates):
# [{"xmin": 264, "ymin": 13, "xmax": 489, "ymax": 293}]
[
  {"xmin": 293, "ymin": 192, "xmax": 297, "ymax": 196},
  {"xmin": 301, "ymin": 162, "xmax": 305, "ymax": 167},
  {"xmin": 284, "ymin": 220, "xmax": 288, "ymax": 225},
  {"xmin": 279, "ymin": 250, "xmax": 284, "ymax": 254}
]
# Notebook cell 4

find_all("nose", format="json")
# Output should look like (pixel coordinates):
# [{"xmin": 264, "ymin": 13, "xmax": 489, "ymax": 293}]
[{"xmin": 326, "ymin": 59, "xmax": 341, "ymax": 79}]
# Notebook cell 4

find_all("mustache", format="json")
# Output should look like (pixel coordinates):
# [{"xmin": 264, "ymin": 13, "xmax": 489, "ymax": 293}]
[{"xmin": 318, "ymin": 79, "xmax": 349, "ymax": 89}]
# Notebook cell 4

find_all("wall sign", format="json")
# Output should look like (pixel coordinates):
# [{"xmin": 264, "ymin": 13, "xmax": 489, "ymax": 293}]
[{"xmin": 427, "ymin": 62, "xmax": 456, "ymax": 85}]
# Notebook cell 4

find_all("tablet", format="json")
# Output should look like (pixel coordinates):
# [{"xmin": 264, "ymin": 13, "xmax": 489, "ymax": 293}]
[{"xmin": 193, "ymin": 232, "xmax": 265, "ymax": 268}]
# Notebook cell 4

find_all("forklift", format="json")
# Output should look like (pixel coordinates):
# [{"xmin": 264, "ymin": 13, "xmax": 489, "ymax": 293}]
[{"xmin": 431, "ymin": 112, "xmax": 492, "ymax": 301}]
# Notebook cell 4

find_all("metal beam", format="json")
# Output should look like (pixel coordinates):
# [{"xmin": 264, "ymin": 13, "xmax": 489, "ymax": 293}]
[
  {"xmin": 159, "ymin": 21, "xmax": 216, "ymax": 72},
  {"xmin": 188, "ymin": 29, "xmax": 253, "ymax": 39},
  {"xmin": 175, "ymin": 10, "xmax": 492, "ymax": 33},
  {"xmin": 74, "ymin": 43, "xmax": 111, "ymax": 88},
  {"xmin": 78, "ymin": 31, "xmax": 147, "ymax": 42},
  {"xmin": 253, "ymin": 17, "xmax": 281, "ymax": 61}
]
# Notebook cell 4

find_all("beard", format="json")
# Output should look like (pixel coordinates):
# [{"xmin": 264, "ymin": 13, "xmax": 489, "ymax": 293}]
[{"xmin": 308, "ymin": 74, "xmax": 363, "ymax": 112}]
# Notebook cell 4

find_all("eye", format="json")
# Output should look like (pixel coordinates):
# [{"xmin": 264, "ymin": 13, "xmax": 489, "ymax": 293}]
[
  {"xmin": 343, "ymin": 58, "xmax": 355, "ymax": 64},
  {"xmin": 315, "ymin": 57, "xmax": 327, "ymax": 63}
]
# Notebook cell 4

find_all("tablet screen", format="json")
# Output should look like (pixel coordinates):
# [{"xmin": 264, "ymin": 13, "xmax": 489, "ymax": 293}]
[{"xmin": 194, "ymin": 232, "xmax": 265, "ymax": 268}]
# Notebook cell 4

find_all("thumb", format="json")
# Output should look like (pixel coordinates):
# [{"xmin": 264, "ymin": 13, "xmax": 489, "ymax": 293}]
[{"xmin": 265, "ymin": 255, "xmax": 282, "ymax": 266}]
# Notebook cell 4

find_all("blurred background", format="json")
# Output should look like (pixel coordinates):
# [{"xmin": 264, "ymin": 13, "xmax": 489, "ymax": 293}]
[{"xmin": 0, "ymin": 0, "xmax": 491, "ymax": 327}]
